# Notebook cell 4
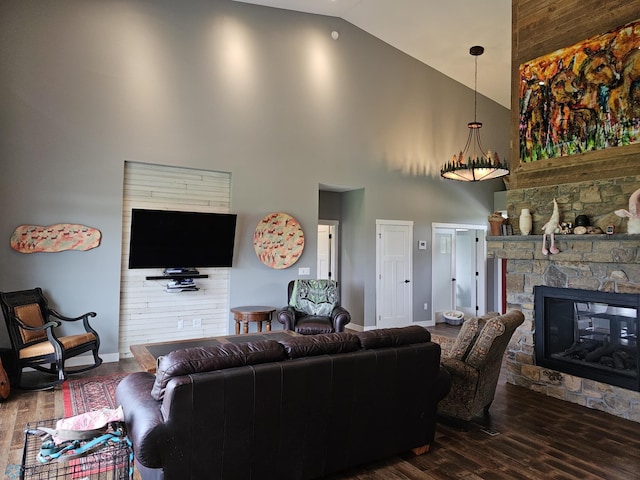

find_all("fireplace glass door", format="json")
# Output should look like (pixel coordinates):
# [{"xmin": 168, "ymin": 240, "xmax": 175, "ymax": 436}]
[{"xmin": 535, "ymin": 286, "xmax": 640, "ymax": 391}]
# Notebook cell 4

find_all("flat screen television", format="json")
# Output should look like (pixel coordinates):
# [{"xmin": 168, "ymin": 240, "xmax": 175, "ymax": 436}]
[{"xmin": 128, "ymin": 209, "xmax": 237, "ymax": 269}]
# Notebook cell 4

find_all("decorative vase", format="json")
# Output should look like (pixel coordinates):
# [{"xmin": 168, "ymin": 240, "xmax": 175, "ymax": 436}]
[{"xmin": 519, "ymin": 208, "xmax": 532, "ymax": 235}]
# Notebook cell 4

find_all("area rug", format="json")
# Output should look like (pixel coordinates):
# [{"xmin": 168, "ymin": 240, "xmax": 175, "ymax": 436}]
[
  {"xmin": 60, "ymin": 373, "xmax": 133, "ymax": 479},
  {"xmin": 10, "ymin": 375, "xmax": 132, "ymax": 479},
  {"xmin": 62, "ymin": 373, "xmax": 128, "ymax": 416}
]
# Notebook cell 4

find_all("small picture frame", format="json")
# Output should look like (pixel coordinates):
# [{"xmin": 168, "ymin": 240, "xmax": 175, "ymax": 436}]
[{"xmin": 606, "ymin": 225, "xmax": 615, "ymax": 235}]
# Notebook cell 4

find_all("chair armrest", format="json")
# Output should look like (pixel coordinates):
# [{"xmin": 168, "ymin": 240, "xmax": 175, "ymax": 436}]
[
  {"xmin": 50, "ymin": 309, "xmax": 100, "ymax": 338},
  {"xmin": 13, "ymin": 317, "xmax": 60, "ymax": 331},
  {"xmin": 10, "ymin": 315, "xmax": 64, "ymax": 351},
  {"xmin": 49, "ymin": 309, "xmax": 97, "ymax": 323},
  {"xmin": 277, "ymin": 306, "xmax": 297, "ymax": 330},
  {"xmin": 441, "ymin": 357, "xmax": 480, "ymax": 381},
  {"xmin": 331, "ymin": 305, "xmax": 351, "ymax": 332}
]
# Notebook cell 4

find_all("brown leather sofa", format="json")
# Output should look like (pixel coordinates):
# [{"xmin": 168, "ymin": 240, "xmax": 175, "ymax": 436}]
[{"xmin": 115, "ymin": 326, "xmax": 451, "ymax": 480}]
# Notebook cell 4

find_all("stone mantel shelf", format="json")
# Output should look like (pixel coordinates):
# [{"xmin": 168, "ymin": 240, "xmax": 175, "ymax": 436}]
[
  {"xmin": 486, "ymin": 233, "xmax": 640, "ymax": 265},
  {"xmin": 487, "ymin": 234, "xmax": 640, "ymax": 242}
]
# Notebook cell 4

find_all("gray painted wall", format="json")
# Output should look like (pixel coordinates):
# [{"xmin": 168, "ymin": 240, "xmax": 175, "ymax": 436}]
[{"xmin": 0, "ymin": 0, "xmax": 509, "ymax": 355}]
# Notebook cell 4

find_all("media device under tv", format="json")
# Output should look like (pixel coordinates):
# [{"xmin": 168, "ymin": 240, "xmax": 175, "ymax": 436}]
[{"xmin": 128, "ymin": 209, "xmax": 237, "ymax": 270}]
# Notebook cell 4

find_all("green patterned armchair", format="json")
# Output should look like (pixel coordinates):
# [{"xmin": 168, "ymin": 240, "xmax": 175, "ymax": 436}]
[
  {"xmin": 277, "ymin": 280, "xmax": 351, "ymax": 334},
  {"xmin": 437, "ymin": 309, "xmax": 524, "ymax": 428}
]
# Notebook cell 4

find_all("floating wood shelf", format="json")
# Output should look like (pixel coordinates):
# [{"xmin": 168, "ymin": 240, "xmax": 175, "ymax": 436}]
[{"xmin": 145, "ymin": 274, "xmax": 209, "ymax": 280}]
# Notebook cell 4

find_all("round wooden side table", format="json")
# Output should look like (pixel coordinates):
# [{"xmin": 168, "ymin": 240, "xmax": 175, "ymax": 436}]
[{"xmin": 231, "ymin": 305, "xmax": 276, "ymax": 335}]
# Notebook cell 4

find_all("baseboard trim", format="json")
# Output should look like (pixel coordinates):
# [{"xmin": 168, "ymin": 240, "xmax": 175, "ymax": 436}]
[
  {"xmin": 348, "ymin": 321, "xmax": 434, "ymax": 332},
  {"xmin": 65, "ymin": 352, "xmax": 120, "ymax": 366}
]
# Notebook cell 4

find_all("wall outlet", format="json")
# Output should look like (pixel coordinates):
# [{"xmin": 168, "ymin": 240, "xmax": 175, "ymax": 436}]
[
  {"xmin": 298, "ymin": 267, "xmax": 310, "ymax": 276},
  {"xmin": 193, "ymin": 318, "xmax": 202, "ymax": 327},
  {"xmin": 424, "ymin": 302, "xmax": 429, "ymax": 311},
  {"xmin": 177, "ymin": 319, "xmax": 184, "ymax": 329}
]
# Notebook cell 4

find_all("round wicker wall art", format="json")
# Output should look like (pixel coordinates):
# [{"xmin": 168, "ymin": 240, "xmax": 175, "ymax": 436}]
[{"xmin": 253, "ymin": 212, "xmax": 304, "ymax": 269}]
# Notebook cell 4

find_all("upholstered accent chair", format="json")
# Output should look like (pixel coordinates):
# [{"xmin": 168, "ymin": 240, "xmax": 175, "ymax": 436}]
[
  {"xmin": 0, "ymin": 288, "xmax": 102, "ymax": 390},
  {"xmin": 277, "ymin": 280, "xmax": 351, "ymax": 334},
  {"xmin": 437, "ymin": 309, "xmax": 525, "ymax": 429}
]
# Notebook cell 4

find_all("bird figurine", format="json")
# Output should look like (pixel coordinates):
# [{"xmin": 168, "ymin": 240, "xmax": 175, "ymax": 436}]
[
  {"xmin": 542, "ymin": 198, "xmax": 560, "ymax": 255},
  {"xmin": 614, "ymin": 186, "xmax": 640, "ymax": 234}
]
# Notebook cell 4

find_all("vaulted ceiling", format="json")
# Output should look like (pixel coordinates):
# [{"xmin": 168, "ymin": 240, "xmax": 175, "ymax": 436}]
[{"xmin": 234, "ymin": 0, "xmax": 512, "ymax": 108}]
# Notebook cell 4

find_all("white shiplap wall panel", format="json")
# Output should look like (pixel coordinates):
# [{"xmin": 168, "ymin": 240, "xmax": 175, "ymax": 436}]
[{"xmin": 119, "ymin": 162, "xmax": 232, "ymax": 357}]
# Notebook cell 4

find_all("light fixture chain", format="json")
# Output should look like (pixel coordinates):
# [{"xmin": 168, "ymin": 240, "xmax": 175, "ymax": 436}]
[{"xmin": 474, "ymin": 54, "xmax": 478, "ymax": 123}]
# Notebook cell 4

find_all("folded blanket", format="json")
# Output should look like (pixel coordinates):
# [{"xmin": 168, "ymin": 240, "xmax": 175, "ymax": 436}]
[{"xmin": 289, "ymin": 279, "xmax": 339, "ymax": 316}]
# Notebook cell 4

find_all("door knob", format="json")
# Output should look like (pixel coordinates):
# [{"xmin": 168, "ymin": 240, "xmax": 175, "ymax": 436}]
[{"xmin": 404, "ymin": 279, "xmax": 410, "ymax": 283}]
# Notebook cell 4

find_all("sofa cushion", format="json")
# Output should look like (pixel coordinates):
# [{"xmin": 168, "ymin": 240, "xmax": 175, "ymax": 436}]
[
  {"xmin": 151, "ymin": 340, "xmax": 285, "ymax": 400},
  {"xmin": 294, "ymin": 316, "xmax": 335, "ymax": 335},
  {"xmin": 289, "ymin": 279, "xmax": 339, "ymax": 316},
  {"xmin": 278, "ymin": 332, "xmax": 360, "ymax": 359},
  {"xmin": 355, "ymin": 325, "xmax": 430, "ymax": 350}
]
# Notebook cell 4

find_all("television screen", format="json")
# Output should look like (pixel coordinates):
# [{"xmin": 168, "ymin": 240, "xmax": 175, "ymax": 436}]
[{"xmin": 128, "ymin": 209, "xmax": 237, "ymax": 269}]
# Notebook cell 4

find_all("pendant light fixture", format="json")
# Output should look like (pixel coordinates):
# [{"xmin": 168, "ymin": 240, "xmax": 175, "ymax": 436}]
[{"xmin": 440, "ymin": 46, "xmax": 509, "ymax": 182}]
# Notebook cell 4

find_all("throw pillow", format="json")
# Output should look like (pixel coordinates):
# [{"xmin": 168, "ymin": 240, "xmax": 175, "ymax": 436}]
[
  {"xmin": 448, "ymin": 316, "xmax": 479, "ymax": 360},
  {"xmin": 465, "ymin": 317, "xmax": 506, "ymax": 369},
  {"xmin": 447, "ymin": 312, "xmax": 500, "ymax": 361},
  {"xmin": 289, "ymin": 279, "xmax": 338, "ymax": 316}
]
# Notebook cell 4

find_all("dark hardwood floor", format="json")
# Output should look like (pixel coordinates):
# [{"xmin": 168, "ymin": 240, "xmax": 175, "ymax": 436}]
[{"xmin": 2, "ymin": 357, "xmax": 640, "ymax": 479}]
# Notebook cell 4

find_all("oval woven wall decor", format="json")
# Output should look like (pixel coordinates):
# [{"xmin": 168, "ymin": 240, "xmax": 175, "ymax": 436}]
[
  {"xmin": 10, "ymin": 224, "xmax": 101, "ymax": 253},
  {"xmin": 253, "ymin": 212, "xmax": 304, "ymax": 269}
]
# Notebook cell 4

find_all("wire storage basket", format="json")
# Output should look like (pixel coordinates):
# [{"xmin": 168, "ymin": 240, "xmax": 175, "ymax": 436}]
[{"xmin": 21, "ymin": 418, "xmax": 133, "ymax": 480}]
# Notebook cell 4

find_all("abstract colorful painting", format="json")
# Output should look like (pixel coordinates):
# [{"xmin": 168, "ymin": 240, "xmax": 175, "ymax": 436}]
[
  {"xmin": 519, "ymin": 19, "xmax": 640, "ymax": 163},
  {"xmin": 253, "ymin": 212, "xmax": 304, "ymax": 269}
]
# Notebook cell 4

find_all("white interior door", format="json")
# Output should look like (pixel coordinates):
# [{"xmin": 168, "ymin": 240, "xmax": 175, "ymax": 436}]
[
  {"xmin": 376, "ymin": 220, "xmax": 413, "ymax": 328},
  {"xmin": 432, "ymin": 223, "xmax": 486, "ymax": 322},
  {"xmin": 317, "ymin": 221, "xmax": 338, "ymax": 281},
  {"xmin": 454, "ymin": 229, "xmax": 478, "ymax": 318},
  {"xmin": 432, "ymin": 228, "xmax": 455, "ymax": 322}
]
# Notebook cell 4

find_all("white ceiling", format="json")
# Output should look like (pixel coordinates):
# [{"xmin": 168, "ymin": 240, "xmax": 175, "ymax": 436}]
[{"xmin": 233, "ymin": 0, "xmax": 512, "ymax": 108}]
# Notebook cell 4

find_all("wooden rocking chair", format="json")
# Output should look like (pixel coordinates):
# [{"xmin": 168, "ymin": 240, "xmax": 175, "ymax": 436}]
[{"xmin": 0, "ymin": 288, "xmax": 102, "ymax": 390}]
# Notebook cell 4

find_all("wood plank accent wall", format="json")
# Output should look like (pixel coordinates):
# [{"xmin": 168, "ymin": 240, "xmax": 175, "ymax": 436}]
[
  {"xmin": 510, "ymin": 0, "xmax": 640, "ymax": 189},
  {"xmin": 119, "ymin": 162, "xmax": 232, "ymax": 357}
]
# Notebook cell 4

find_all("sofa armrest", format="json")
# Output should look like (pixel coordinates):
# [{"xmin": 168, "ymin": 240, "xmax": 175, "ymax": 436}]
[
  {"xmin": 277, "ymin": 306, "xmax": 297, "ymax": 330},
  {"xmin": 435, "ymin": 366, "xmax": 452, "ymax": 402},
  {"xmin": 115, "ymin": 372, "xmax": 166, "ymax": 469},
  {"xmin": 331, "ymin": 305, "xmax": 351, "ymax": 332}
]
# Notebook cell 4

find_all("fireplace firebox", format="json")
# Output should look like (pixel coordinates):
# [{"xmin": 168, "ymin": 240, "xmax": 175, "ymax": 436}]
[{"xmin": 534, "ymin": 286, "xmax": 639, "ymax": 391}]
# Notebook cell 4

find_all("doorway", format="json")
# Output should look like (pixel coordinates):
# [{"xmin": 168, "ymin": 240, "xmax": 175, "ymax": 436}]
[
  {"xmin": 376, "ymin": 220, "xmax": 413, "ymax": 328},
  {"xmin": 431, "ymin": 223, "xmax": 486, "ymax": 324},
  {"xmin": 317, "ymin": 220, "xmax": 338, "ymax": 281}
]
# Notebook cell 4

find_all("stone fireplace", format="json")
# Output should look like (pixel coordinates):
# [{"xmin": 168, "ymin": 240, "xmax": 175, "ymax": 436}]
[{"xmin": 487, "ymin": 175, "xmax": 640, "ymax": 422}]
